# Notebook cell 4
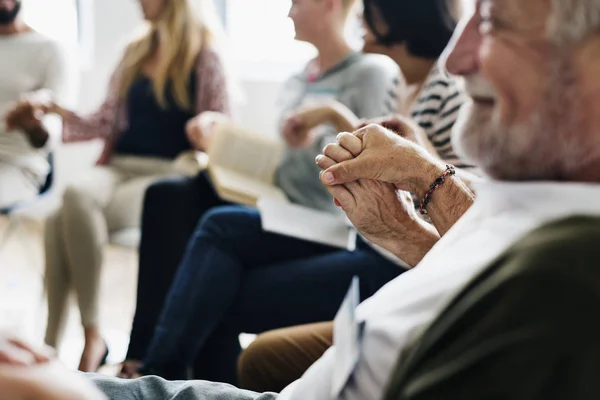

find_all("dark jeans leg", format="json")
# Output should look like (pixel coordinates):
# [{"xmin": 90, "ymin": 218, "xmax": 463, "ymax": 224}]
[
  {"xmin": 141, "ymin": 204, "xmax": 404, "ymax": 384},
  {"xmin": 191, "ymin": 237, "xmax": 403, "ymax": 385},
  {"xmin": 140, "ymin": 205, "xmax": 339, "ymax": 379},
  {"xmin": 126, "ymin": 172, "xmax": 227, "ymax": 361}
]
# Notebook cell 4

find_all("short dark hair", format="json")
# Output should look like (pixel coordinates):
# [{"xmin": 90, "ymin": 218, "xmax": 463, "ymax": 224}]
[{"xmin": 363, "ymin": 0, "xmax": 455, "ymax": 59}]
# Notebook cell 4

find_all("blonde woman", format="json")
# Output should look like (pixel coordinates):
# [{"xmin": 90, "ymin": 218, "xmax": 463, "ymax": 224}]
[{"xmin": 34, "ymin": 0, "xmax": 231, "ymax": 372}]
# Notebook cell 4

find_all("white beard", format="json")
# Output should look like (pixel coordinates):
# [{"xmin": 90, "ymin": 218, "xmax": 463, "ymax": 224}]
[{"xmin": 452, "ymin": 61, "xmax": 597, "ymax": 181}]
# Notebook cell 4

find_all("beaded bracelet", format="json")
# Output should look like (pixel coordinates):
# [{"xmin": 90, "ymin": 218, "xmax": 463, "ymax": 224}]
[{"xmin": 419, "ymin": 165, "xmax": 456, "ymax": 215}]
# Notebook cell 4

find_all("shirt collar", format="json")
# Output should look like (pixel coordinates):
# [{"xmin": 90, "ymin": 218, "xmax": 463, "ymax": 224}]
[{"xmin": 471, "ymin": 180, "xmax": 600, "ymax": 220}]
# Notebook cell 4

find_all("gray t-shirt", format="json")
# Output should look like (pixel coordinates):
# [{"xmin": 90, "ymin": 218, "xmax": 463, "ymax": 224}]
[
  {"xmin": 275, "ymin": 52, "xmax": 400, "ymax": 213},
  {"xmin": 0, "ymin": 30, "xmax": 71, "ymax": 179}
]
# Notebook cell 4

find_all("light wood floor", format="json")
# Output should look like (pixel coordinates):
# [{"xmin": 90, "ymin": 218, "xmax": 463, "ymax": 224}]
[
  {"xmin": 0, "ymin": 215, "xmax": 138, "ymax": 373},
  {"xmin": 0, "ymin": 215, "xmax": 255, "ymax": 375}
]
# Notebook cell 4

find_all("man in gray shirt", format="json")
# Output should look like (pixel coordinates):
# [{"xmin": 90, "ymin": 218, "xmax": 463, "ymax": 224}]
[{"xmin": 0, "ymin": 0, "xmax": 70, "ymax": 208}]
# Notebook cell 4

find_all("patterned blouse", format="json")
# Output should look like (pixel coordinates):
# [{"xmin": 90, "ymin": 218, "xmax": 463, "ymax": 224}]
[{"xmin": 62, "ymin": 45, "xmax": 232, "ymax": 165}]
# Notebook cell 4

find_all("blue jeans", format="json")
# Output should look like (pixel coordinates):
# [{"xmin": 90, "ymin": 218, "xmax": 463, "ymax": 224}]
[
  {"xmin": 91, "ymin": 374, "xmax": 276, "ymax": 400},
  {"xmin": 127, "ymin": 172, "xmax": 228, "ymax": 363},
  {"xmin": 140, "ymin": 205, "xmax": 404, "ymax": 383}
]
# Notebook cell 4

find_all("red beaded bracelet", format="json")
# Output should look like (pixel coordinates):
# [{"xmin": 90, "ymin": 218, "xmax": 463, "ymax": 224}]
[{"xmin": 419, "ymin": 165, "xmax": 456, "ymax": 215}]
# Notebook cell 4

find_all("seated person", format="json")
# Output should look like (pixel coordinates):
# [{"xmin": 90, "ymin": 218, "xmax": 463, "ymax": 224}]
[
  {"xmin": 8, "ymin": 0, "xmax": 232, "ymax": 372},
  {"xmin": 0, "ymin": 0, "xmax": 70, "ymax": 209},
  {"xmin": 121, "ymin": 0, "xmax": 401, "ymax": 380},
  {"xmin": 132, "ymin": 0, "xmax": 476, "ymax": 387},
  {"xmin": 0, "ymin": 333, "xmax": 106, "ymax": 399},
  {"xmin": 89, "ymin": 0, "xmax": 600, "ymax": 397}
]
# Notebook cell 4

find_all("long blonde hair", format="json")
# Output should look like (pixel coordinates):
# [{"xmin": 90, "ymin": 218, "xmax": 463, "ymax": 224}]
[{"xmin": 118, "ymin": 0, "xmax": 221, "ymax": 110}]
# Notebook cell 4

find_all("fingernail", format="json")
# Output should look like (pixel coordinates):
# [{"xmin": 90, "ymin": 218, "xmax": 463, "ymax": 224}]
[
  {"xmin": 315, "ymin": 155, "xmax": 323, "ymax": 164},
  {"xmin": 323, "ymin": 172, "xmax": 335, "ymax": 184}
]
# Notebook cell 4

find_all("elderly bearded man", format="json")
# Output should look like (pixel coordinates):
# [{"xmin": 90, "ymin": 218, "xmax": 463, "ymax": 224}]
[{"xmin": 90, "ymin": 0, "xmax": 600, "ymax": 398}]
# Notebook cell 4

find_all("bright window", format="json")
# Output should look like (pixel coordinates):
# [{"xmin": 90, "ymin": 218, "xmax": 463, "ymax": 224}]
[
  {"xmin": 224, "ymin": 0, "xmax": 363, "ymax": 79},
  {"xmin": 225, "ymin": 0, "xmax": 316, "ymax": 66},
  {"xmin": 22, "ymin": 0, "xmax": 79, "ymax": 52}
]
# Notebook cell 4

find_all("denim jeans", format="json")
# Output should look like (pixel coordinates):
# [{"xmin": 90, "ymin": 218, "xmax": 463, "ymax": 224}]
[
  {"xmin": 127, "ymin": 172, "xmax": 228, "ymax": 363},
  {"xmin": 139, "ymin": 205, "xmax": 404, "ymax": 383},
  {"xmin": 91, "ymin": 374, "xmax": 277, "ymax": 400}
]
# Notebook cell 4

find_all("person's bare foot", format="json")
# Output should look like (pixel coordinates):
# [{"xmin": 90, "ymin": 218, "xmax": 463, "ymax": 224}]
[
  {"xmin": 117, "ymin": 360, "xmax": 142, "ymax": 379},
  {"xmin": 78, "ymin": 328, "xmax": 107, "ymax": 373}
]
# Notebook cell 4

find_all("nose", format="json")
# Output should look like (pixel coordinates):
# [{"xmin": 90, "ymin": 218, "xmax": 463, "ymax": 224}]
[{"xmin": 443, "ymin": 14, "xmax": 481, "ymax": 77}]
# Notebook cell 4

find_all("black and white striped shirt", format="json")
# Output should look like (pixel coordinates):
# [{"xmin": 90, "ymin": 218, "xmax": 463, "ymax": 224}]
[{"xmin": 410, "ymin": 66, "xmax": 473, "ymax": 170}]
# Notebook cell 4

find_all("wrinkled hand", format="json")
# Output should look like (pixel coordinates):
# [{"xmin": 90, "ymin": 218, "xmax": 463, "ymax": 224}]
[
  {"xmin": 186, "ymin": 111, "xmax": 230, "ymax": 151},
  {"xmin": 317, "ymin": 124, "xmax": 442, "ymax": 193},
  {"xmin": 0, "ymin": 334, "xmax": 54, "ymax": 366},
  {"xmin": 316, "ymin": 134, "xmax": 440, "ymax": 265}
]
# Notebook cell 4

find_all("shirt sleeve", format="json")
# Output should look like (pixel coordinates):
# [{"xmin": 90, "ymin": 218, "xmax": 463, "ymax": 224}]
[
  {"xmin": 194, "ymin": 45, "xmax": 233, "ymax": 117},
  {"xmin": 61, "ymin": 59, "xmax": 126, "ymax": 144},
  {"xmin": 346, "ymin": 58, "xmax": 400, "ymax": 121},
  {"xmin": 279, "ymin": 347, "xmax": 337, "ymax": 400},
  {"xmin": 384, "ymin": 218, "xmax": 600, "ymax": 400},
  {"xmin": 39, "ymin": 41, "xmax": 75, "ymax": 149}
]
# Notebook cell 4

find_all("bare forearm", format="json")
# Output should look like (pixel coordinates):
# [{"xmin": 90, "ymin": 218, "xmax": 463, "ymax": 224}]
[
  {"xmin": 329, "ymin": 104, "xmax": 360, "ymax": 133},
  {"xmin": 378, "ymin": 223, "xmax": 440, "ymax": 267}
]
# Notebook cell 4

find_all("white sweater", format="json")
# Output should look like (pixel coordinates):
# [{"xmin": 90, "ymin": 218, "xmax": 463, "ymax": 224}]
[{"xmin": 0, "ymin": 30, "xmax": 71, "ymax": 180}]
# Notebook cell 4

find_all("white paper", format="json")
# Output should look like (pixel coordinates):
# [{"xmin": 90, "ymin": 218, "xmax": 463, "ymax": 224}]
[
  {"xmin": 331, "ymin": 276, "xmax": 362, "ymax": 398},
  {"xmin": 257, "ymin": 198, "xmax": 357, "ymax": 251}
]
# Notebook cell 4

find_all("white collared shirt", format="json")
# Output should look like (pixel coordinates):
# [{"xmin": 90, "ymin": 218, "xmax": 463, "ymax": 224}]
[{"xmin": 279, "ymin": 181, "xmax": 600, "ymax": 400}]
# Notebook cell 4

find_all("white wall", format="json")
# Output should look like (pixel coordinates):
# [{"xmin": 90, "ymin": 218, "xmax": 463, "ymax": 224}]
[{"xmin": 52, "ymin": 0, "xmax": 286, "ymax": 204}]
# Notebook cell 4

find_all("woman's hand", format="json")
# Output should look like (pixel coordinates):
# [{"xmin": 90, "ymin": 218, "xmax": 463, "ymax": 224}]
[
  {"xmin": 186, "ymin": 111, "xmax": 230, "ymax": 151},
  {"xmin": 281, "ymin": 109, "xmax": 322, "ymax": 149},
  {"xmin": 282, "ymin": 102, "xmax": 359, "ymax": 149},
  {"xmin": 357, "ymin": 114, "xmax": 420, "ymax": 143}
]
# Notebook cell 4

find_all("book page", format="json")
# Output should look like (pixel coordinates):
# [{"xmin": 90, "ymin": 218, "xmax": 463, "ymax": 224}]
[
  {"xmin": 208, "ymin": 122, "xmax": 284, "ymax": 184},
  {"xmin": 209, "ymin": 166, "xmax": 289, "ymax": 206},
  {"xmin": 258, "ymin": 198, "xmax": 357, "ymax": 251}
]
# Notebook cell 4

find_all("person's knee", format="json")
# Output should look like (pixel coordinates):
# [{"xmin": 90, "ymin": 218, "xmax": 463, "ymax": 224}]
[
  {"xmin": 62, "ymin": 183, "xmax": 92, "ymax": 211},
  {"xmin": 197, "ymin": 206, "xmax": 259, "ymax": 239},
  {"xmin": 144, "ymin": 179, "xmax": 178, "ymax": 206},
  {"xmin": 238, "ymin": 331, "xmax": 284, "ymax": 390}
]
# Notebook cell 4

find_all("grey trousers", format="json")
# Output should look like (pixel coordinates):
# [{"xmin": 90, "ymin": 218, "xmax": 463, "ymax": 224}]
[{"xmin": 90, "ymin": 374, "xmax": 278, "ymax": 400}]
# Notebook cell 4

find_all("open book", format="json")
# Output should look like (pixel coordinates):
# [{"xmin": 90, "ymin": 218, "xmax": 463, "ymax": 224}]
[
  {"xmin": 204, "ymin": 122, "xmax": 288, "ymax": 206},
  {"xmin": 203, "ymin": 122, "xmax": 356, "ymax": 251}
]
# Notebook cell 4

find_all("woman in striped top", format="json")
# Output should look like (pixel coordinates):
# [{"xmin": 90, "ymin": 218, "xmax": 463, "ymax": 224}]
[{"xmin": 289, "ymin": 0, "xmax": 476, "ymax": 176}]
